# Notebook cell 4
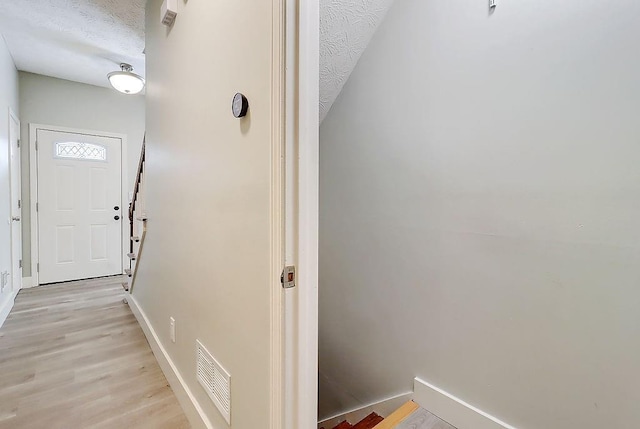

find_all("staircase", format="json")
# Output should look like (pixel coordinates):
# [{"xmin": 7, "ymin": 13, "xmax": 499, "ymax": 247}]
[
  {"xmin": 122, "ymin": 138, "xmax": 146, "ymax": 295},
  {"xmin": 320, "ymin": 401, "xmax": 451, "ymax": 429},
  {"xmin": 320, "ymin": 412, "xmax": 383, "ymax": 429}
]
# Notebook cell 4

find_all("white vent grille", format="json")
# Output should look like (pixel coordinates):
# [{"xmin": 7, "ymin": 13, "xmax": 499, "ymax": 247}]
[{"xmin": 196, "ymin": 340, "xmax": 231, "ymax": 424}]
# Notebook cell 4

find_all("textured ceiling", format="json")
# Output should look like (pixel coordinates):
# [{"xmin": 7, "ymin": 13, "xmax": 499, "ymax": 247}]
[
  {"xmin": 320, "ymin": 0, "xmax": 395, "ymax": 121},
  {"xmin": 0, "ymin": 0, "xmax": 145, "ymax": 89},
  {"xmin": 0, "ymin": 0, "xmax": 391, "ymax": 110}
]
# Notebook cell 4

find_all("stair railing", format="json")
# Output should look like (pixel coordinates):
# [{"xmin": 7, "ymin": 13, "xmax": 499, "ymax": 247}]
[{"xmin": 129, "ymin": 137, "xmax": 146, "ymax": 266}]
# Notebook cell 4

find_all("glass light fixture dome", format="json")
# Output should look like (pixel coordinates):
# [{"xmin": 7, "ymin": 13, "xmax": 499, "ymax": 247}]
[{"xmin": 108, "ymin": 63, "xmax": 145, "ymax": 95}]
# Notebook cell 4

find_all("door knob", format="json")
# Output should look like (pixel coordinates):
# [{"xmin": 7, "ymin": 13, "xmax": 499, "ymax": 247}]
[
  {"xmin": 11, "ymin": 216, "xmax": 20, "ymax": 221},
  {"xmin": 114, "ymin": 215, "xmax": 120, "ymax": 221}
]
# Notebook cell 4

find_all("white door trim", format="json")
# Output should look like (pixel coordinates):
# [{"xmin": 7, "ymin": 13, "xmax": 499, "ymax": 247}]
[
  {"xmin": 282, "ymin": 1, "xmax": 320, "ymax": 427},
  {"xmin": 8, "ymin": 108, "xmax": 21, "ymax": 292},
  {"xmin": 271, "ymin": 0, "xmax": 286, "ymax": 426},
  {"xmin": 29, "ymin": 124, "xmax": 128, "ymax": 287},
  {"xmin": 272, "ymin": 0, "xmax": 320, "ymax": 425},
  {"xmin": 283, "ymin": 0, "xmax": 298, "ymax": 425}
]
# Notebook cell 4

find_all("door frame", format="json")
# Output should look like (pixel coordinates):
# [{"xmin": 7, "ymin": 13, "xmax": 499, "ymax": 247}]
[
  {"xmin": 8, "ymin": 108, "xmax": 21, "ymax": 292},
  {"xmin": 29, "ymin": 124, "xmax": 128, "ymax": 287},
  {"xmin": 282, "ymin": 0, "xmax": 320, "ymax": 427},
  {"xmin": 295, "ymin": 1, "xmax": 320, "ymax": 426}
]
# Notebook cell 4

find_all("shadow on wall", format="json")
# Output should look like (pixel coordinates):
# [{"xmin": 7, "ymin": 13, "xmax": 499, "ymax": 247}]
[{"xmin": 318, "ymin": 0, "xmax": 640, "ymax": 428}]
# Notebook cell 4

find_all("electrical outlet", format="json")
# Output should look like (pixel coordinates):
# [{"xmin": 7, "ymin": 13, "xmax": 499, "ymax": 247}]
[
  {"xmin": 0, "ymin": 271, "xmax": 9, "ymax": 292},
  {"xmin": 170, "ymin": 317, "xmax": 176, "ymax": 343}
]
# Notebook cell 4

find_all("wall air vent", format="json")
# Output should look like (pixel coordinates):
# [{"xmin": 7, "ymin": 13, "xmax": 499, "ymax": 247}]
[
  {"xmin": 196, "ymin": 340, "xmax": 231, "ymax": 424},
  {"xmin": 161, "ymin": 0, "xmax": 178, "ymax": 26}
]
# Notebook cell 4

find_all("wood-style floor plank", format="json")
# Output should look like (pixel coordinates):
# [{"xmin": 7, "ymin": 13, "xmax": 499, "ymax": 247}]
[
  {"xmin": 0, "ymin": 277, "xmax": 190, "ymax": 429},
  {"xmin": 372, "ymin": 401, "xmax": 420, "ymax": 429}
]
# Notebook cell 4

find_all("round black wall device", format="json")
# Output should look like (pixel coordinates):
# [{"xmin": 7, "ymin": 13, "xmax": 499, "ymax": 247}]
[{"xmin": 232, "ymin": 93, "xmax": 249, "ymax": 118}]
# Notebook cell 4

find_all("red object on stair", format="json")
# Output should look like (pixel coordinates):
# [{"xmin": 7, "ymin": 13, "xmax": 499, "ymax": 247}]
[
  {"xmin": 325, "ymin": 412, "xmax": 383, "ymax": 429},
  {"xmin": 352, "ymin": 413, "xmax": 384, "ymax": 429}
]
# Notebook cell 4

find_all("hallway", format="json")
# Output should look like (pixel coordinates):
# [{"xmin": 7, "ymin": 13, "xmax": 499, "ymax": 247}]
[{"xmin": 0, "ymin": 277, "xmax": 189, "ymax": 428}]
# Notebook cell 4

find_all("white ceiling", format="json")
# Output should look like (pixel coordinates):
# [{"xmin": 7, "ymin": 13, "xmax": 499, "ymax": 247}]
[
  {"xmin": 320, "ymin": 0, "xmax": 395, "ymax": 121},
  {"xmin": 0, "ymin": 0, "xmax": 145, "ymax": 89},
  {"xmin": 0, "ymin": 0, "xmax": 392, "ymax": 117}
]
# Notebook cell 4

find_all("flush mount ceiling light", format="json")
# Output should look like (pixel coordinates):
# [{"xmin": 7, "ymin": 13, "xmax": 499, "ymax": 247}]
[{"xmin": 108, "ymin": 63, "xmax": 145, "ymax": 95}]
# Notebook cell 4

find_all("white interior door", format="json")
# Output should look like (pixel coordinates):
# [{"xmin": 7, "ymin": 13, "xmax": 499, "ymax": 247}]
[
  {"xmin": 9, "ymin": 111, "xmax": 21, "ymax": 292},
  {"xmin": 37, "ymin": 129, "xmax": 122, "ymax": 284}
]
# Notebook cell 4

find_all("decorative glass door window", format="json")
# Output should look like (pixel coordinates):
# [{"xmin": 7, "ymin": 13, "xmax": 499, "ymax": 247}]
[{"xmin": 55, "ymin": 142, "xmax": 107, "ymax": 161}]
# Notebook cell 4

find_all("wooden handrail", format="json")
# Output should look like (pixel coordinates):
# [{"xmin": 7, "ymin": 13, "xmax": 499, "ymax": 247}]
[
  {"xmin": 129, "ymin": 136, "xmax": 146, "ymax": 259},
  {"xmin": 129, "ymin": 136, "xmax": 146, "ymax": 221}
]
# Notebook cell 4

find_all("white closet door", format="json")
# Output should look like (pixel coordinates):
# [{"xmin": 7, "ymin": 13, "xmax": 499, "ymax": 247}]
[{"xmin": 9, "ymin": 113, "xmax": 21, "ymax": 291}]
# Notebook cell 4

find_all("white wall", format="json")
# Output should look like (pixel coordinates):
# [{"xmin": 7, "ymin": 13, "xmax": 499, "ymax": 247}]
[
  {"xmin": 133, "ymin": 0, "xmax": 281, "ymax": 428},
  {"xmin": 319, "ymin": 1, "xmax": 640, "ymax": 428},
  {"xmin": 0, "ymin": 37, "xmax": 19, "ymax": 321},
  {"xmin": 19, "ymin": 72, "xmax": 145, "ymax": 276}
]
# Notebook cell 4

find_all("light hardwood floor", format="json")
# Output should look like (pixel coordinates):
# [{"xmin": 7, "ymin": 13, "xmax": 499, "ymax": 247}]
[{"xmin": 0, "ymin": 276, "xmax": 190, "ymax": 429}]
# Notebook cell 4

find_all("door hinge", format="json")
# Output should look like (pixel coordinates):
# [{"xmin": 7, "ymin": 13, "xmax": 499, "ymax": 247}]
[
  {"xmin": 35, "ymin": 140, "xmax": 39, "ymax": 151},
  {"xmin": 19, "ymin": 259, "xmax": 22, "ymax": 269},
  {"xmin": 281, "ymin": 265, "xmax": 296, "ymax": 289},
  {"xmin": 17, "ymin": 138, "xmax": 20, "ymax": 148},
  {"xmin": 37, "ymin": 263, "xmax": 40, "ymax": 273},
  {"xmin": 17, "ymin": 199, "xmax": 21, "ymax": 209},
  {"xmin": 36, "ymin": 202, "xmax": 39, "ymax": 212}
]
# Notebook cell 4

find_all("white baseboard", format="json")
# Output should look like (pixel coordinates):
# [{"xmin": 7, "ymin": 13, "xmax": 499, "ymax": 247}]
[
  {"xmin": 0, "ymin": 290, "xmax": 18, "ymax": 329},
  {"xmin": 413, "ymin": 378, "xmax": 517, "ymax": 429},
  {"xmin": 22, "ymin": 277, "xmax": 33, "ymax": 289},
  {"xmin": 318, "ymin": 391, "xmax": 413, "ymax": 429},
  {"xmin": 127, "ymin": 294, "xmax": 216, "ymax": 429}
]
